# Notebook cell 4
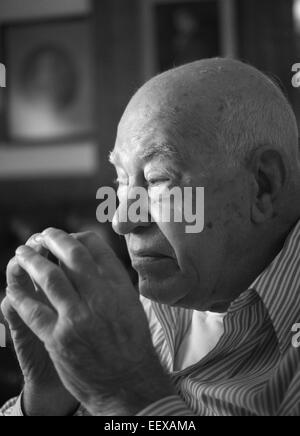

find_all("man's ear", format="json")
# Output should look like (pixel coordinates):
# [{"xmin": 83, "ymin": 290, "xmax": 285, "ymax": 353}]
[{"xmin": 249, "ymin": 147, "xmax": 287, "ymax": 224}]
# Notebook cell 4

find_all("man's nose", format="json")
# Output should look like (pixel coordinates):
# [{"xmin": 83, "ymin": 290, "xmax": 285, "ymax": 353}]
[{"xmin": 112, "ymin": 197, "xmax": 151, "ymax": 236}]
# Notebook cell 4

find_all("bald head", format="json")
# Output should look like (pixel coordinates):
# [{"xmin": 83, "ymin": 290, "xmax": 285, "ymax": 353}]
[
  {"xmin": 121, "ymin": 58, "xmax": 299, "ymax": 177},
  {"xmin": 112, "ymin": 58, "xmax": 300, "ymax": 310}
]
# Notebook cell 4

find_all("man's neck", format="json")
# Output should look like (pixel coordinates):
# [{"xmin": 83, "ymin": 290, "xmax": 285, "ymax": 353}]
[{"xmin": 217, "ymin": 218, "xmax": 300, "ymax": 312}]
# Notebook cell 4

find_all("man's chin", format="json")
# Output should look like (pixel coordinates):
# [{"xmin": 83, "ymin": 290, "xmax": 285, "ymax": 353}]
[
  {"xmin": 138, "ymin": 273, "xmax": 190, "ymax": 307},
  {"xmin": 137, "ymin": 272, "xmax": 214, "ymax": 311}
]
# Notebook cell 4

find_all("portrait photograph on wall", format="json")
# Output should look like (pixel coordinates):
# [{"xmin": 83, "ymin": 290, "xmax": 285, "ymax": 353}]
[
  {"xmin": 4, "ymin": 18, "xmax": 94, "ymax": 143},
  {"xmin": 141, "ymin": 0, "xmax": 238, "ymax": 78},
  {"xmin": 155, "ymin": 0, "xmax": 220, "ymax": 71}
]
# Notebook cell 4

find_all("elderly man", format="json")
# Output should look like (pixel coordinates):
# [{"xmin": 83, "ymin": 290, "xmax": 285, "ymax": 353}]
[{"xmin": 1, "ymin": 58, "xmax": 300, "ymax": 416}]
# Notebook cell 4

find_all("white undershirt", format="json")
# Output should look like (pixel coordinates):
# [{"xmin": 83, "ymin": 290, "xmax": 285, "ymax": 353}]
[{"xmin": 174, "ymin": 311, "xmax": 226, "ymax": 371}]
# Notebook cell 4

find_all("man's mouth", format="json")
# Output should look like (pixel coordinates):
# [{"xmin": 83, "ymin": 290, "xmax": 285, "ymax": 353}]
[
  {"xmin": 130, "ymin": 250, "xmax": 172, "ymax": 259},
  {"xmin": 129, "ymin": 251, "xmax": 175, "ymax": 267}
]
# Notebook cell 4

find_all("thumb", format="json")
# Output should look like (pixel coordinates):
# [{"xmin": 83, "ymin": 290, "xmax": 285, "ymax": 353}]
[{"xmin": 1, "ymin": 295, "xmax": 22, "ymax": 328}]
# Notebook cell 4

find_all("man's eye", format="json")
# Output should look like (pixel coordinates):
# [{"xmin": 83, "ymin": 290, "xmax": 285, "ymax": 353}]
[{"xmin": 147, "ymin": 178, "xmax": 170, "ymax": 187}]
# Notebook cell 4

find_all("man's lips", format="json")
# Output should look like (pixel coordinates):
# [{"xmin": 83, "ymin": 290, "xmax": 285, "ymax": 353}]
[
  {"xmin": 129, "ymin": 251, "xmax": 175, "ymax": 266},
  {"xmin": 129, "ymin": 250, "xmax": 178, "ymax": 275},
  {"xmin": 129, "ymin": 250, "xmax": 174, "ymax": 260}
]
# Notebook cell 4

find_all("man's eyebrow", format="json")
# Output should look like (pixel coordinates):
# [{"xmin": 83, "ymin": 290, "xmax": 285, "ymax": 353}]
[
  {"xmin": 139, "ymin": 142, "xmax": 183, "ymax": 164},
  {"xmin": 109, "ymin": 143, "xmax": 185, "ymax": 167}
]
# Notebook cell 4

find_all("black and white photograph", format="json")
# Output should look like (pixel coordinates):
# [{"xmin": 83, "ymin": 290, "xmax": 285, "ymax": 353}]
[{"xmin": 0, "ymin": 0, "xmax": 300, "ymax": 421}]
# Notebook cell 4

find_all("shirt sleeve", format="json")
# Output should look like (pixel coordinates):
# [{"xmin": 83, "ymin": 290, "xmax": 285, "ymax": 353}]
[
  {"xmin": 0, "ymin": 396, "xmax": 23, "ymax": 416},
  {"xmin": 274, "ymin": 348, "xmax": 300, "ymax": 416},
  {"xmin": 258, "ymin": 346, "xmax": 300, "ymax": 416},
  {"xmin": 136, "ymin": 395, "xmax": 196, "ymax": 416},
  {"xmin": 0, "ymin": 395, "xmax": 90, "ymax": 416}
]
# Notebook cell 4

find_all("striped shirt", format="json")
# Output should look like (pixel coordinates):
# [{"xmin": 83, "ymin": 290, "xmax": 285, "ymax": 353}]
[{"xmin": 1, "ymin": 221, "xmax": 300, "ymax": 416}]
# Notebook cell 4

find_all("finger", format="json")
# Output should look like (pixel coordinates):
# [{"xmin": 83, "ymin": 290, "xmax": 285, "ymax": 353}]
[
  {"xmin": 72, "ymin": 231, "xmax": 127, "ymax": 280},
  {"xmin": 1, "ymin": 295, "xmax": 22, "ymax": 327},
  {"xmin": 26, "ymin": 233, "xmax": 49, "ymax": 258},
  {"xmin": 6, "ymin": 256, "xmax": 35, "ymax": 291},
  {"xmin": 1, "ymin": 296, "xmax": 36, "ymax": 337},
  {"xmin": 39, "ymin": 228, "xmax": 99, "ymax": 292},
  {"xmin": 72, "ymin": 232, "xmax": 136, "ymax": 304},
  {"xmin": 14, "ymin": 245, "xmax": 79, "ymax": 313},
  {"xmin": 6, "ymin": 234, "xmax": 50, "ymax": 293},
  {"xmin": 6, "ymin": 286, "xmax": 56, "ymax": 342},
  {"xmin": 25, "ymin": 234, "xmax": 57, "ymax": 299},
  {"xmin": 26, "ymin": 233, "xmax": 60, "ymax": 266},
  {"xmin": 7, "ymin": 256, "xmax": 54, "ymax": 310}
]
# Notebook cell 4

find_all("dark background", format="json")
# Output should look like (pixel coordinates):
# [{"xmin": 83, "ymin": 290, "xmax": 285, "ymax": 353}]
[{"xmin": 0, "ymin": 0, "xmax": 299, "ymax": 406}]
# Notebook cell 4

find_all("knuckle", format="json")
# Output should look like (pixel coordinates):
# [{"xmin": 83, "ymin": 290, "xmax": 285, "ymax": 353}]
[
  {"xmin": 64, "ymin": 305, "xmax": 90, "ymax": 331},
  {"xmin": 43, "ymin": 265, "xmax": 63, "ymax": 290},
  {"xmin": 26, "ymin": 233, "xmax": 40, "ymax": 246},
  {"xmin": 77, "ymin": 230, "xmax": 96, "ymax": 241},
  {"xmin": 43, "ymin": 227, "xmax": 57, "ymax": 235},
  {"xmin": 27, "ymin": 303, "xmax": 45, "ymax": 327},
  {"xmin": 59, "ymin": 309, "xmax": 90, "ymax": 340},
  {"xmin": 54, "ymin": 323, "xmax": 79, "ymax": 353},
  {"xmin": 68, "ymin": 245, "xmax": 86, "ymax": 263}
]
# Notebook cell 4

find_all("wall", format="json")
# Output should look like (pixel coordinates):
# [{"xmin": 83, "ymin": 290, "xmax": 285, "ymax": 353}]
[
  {"xmin": 0, "ymin": 0, "xmax": 98, "ymax": 211},
  {"xmin": 0, "ymin": 0, "xmax": 90, "ymax": 21},
  {"xmin": 0, "ymin": 0, "xmax": 143, "ymax": 211},
  {"xmin": 93, "ymin": 0, "xmax": 143, "ymax": 185},
  {"xmin": 237, "ymin": 0, "xmax": 296, "ymax": 103}
]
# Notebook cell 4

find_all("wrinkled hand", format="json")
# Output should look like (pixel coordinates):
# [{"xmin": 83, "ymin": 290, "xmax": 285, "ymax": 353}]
[
  {"xmin": 1, "ymin": 236, "xmax": 78, "ymax": 416},
  {"xmin": 6, "ymin": 229, "xmax": 173, "ymax": 416}
]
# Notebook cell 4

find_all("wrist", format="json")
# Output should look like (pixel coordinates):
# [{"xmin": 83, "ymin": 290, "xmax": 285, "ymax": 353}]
[
  {"xmin": 23, "ymin": 383, "xmax": 79, "ymax": 416},
  {"xmin": 123, "ymin": 374, "xmax": 175, "ymax": 415},
  {"xmin": 88, "ymin": 366, "xmax": 174, "ymax": 416}
]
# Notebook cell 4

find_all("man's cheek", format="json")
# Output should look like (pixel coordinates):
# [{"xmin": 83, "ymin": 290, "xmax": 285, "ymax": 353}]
[
  {"xmin": 150, "ymin": 197, "xmax": 192, "ymax": 259},
  {"xmin": 154, "ymin": 219, "xmax": 189, "ymax": 270}
]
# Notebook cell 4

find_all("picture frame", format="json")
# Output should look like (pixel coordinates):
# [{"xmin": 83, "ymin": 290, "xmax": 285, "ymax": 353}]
[
  {"xmin": 3, "ymin": 17, "xmax": 94, "ymax": 143},
  {"xmin": 141, "ymin": 0, "xmax": 238, "ymax": 80}
]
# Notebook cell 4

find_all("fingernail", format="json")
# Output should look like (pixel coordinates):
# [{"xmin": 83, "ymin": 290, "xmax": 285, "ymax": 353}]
[
  {"xmin": 33, "ymin": 234, "xmax": 43, "ymax": 244},
  {"xmin": 42, "ymin": 228, "xmax": 55, "ymax": 237},
  {"xmin": 15, "ymin": 245, "xmax": 30, "ymax": 256}
]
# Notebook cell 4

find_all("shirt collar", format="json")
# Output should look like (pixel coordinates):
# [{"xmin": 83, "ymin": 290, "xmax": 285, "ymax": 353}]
[
  {"xmin": 249, "ymin": 219, "xmax": 300, "ymax": 355},
  {"xmin": 150, "ymin": 219, "xmax": 300, "ymax": 362}
]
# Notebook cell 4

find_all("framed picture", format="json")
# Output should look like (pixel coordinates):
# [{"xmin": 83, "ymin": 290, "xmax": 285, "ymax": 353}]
[
  {"xmin": 141, "ymin": 0, "xmax": 238, "ymax": 79},
  {"xmin": 3, "ymin": 18, "xmax": 94, "ymax": 143}
]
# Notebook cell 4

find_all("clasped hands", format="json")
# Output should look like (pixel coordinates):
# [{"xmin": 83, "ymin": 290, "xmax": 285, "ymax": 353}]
[{"xmin": 1, "ymin": 228, "xmax": 173, "ymax": 416}]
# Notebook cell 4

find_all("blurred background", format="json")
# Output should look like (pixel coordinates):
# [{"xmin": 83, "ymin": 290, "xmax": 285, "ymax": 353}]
[{"xmin": 0, "ymin": 0, "xmax": 299, "ymax": 406}]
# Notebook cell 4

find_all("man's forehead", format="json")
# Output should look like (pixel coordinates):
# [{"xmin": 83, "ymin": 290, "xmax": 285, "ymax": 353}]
[
  {"xmin": 110, "ymin": 137, "xmax": 186, "ymax": 168},
  {"xmin": 111, "ymin": 117, "xmax": 192, "ymax": 167}
]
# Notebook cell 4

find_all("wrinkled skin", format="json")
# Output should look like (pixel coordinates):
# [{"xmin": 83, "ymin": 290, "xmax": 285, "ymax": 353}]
[
  {"xmin": 2, "ymin": 58, "xmax": 300, "ymax": 416},
  {"xmin": 111, "ymin": 59, "xmax": 300, "ymax": 312},
  {"xmin": 2, "ymin": 230, "xmax": 173, "ymax": 416},
  {"xmin": 2, "ymin": 239, "xmax": 78, "ymax": 416}
]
